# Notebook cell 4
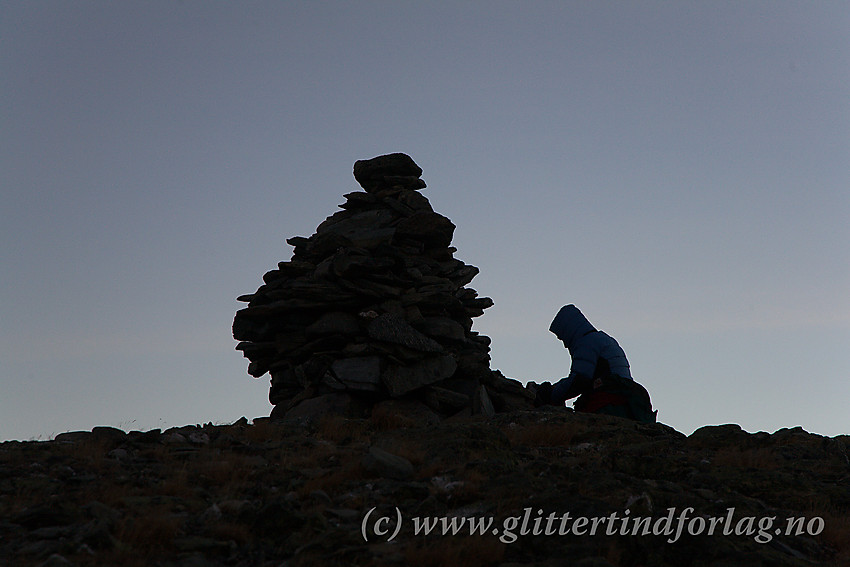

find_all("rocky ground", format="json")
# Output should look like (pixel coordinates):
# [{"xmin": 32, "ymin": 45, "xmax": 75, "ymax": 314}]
[{"xmin": 2, "ymin": 407, "xmax": 848, "ymax": 567}]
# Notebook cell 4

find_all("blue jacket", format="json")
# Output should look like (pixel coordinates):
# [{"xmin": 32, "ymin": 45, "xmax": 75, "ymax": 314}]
[{"xmin": 550, "ymin": 305, "xmax": 632, "ymax": 383}]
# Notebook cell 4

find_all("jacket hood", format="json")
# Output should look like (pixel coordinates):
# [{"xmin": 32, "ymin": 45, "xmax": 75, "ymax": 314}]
[{"xmin": 549, "ymin": 304, "xmax": 596, "ymax": 347}]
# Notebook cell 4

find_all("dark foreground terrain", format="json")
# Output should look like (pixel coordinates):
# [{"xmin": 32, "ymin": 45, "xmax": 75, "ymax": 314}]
[{"xmin": 2, "ymin": 407, "xmax": 848, "ymax": 566}]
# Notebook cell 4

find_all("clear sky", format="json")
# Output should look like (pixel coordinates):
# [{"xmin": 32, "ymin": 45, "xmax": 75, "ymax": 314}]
[{"xmin": 2, "ymin": 1, "xmax": 848, "ymax": 441}]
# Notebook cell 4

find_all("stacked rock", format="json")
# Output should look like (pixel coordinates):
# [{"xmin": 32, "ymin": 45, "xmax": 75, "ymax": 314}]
[{"xmin": 233, "ymin": 153, "xmax": 534, "ymax": 420}]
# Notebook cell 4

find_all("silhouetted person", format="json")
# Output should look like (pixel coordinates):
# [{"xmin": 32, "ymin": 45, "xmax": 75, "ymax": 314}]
[{"xmin": 536, "ymin": 304, "xmax": 656, "ymax": 422}]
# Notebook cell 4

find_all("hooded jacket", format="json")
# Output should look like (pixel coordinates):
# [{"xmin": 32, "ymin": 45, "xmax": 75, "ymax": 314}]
[{"xmin": 549, "ymin": 305, "xmax": 632, "ymax": 383}]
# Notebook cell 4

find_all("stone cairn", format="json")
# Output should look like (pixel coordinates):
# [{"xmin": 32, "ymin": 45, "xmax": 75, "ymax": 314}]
[{"xmin": 233, "ymin": 153, "xmax": 534, "ymax": 421}]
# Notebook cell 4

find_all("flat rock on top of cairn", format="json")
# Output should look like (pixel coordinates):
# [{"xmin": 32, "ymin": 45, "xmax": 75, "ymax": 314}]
[
  {"xmin": 353, "ymin": 153, "xmax": 426, "ymax": 192},
  {"xmin": 233, "ymin": 153, "xmax": 535, "ymax": 424}
]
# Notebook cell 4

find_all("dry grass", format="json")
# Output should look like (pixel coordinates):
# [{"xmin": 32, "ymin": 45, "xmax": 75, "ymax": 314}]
[
  {"xmin": 298, "ymin": 454, "xmax": 368, "ymax": 496},
  {"xmin": 503, "ymin": 421, "xmax": 580, "ymax": 448},
  {"xmin": 280, "ymin": 439, "xmax": 341, "ymax": 469},
  {"xmin": 207, "ymin": 520, "xmax": 253, "ymax": 544},
  {"xmin": 369, "ymin": 404, "xmax": 425, "ymax": 430},
  {"xmin": 316, "ymin": 414, "xmax": 368, "ymax": 442},
  {"xmin": 241, "ymin": 419, "xmax": 284, "ymax": 443},
  {"xmin": 451, "ymin": 469, "xmax": 487, "ymax": 502},
  {"xmin": 401, "ymin": 536, "xmax": 505, "ymax": 567},
  {"xmin": 3, "ymin": 412, "xmax": 846, "ymax": 566},
  {"xmin": 417, "ymin": 460, "xmax": 446, "ymax": 479},
  {"xmin": 193, "ymin": 452, "xmax": 265, "ymax": 492},
  {"xmin": 374, "ymin": 438, "xmax": 427, "ymax": 469},
  {"xmin": 605, "ymin": 540, "xmax": 625, "ymax": 566},
  {"xmin": 115, "ymin": 507, "xmax": 183, "ymax": 551},
  {"xmin": 809, "ymin": 505, "xmax": 850, "ymax": 565},
  {"xmin": 712, "ymin": 447, "xmax": 781, "ymax": 470},
  {"xmin": 158, "ymin": 464, "xmax": 193, "ymax": 498}
]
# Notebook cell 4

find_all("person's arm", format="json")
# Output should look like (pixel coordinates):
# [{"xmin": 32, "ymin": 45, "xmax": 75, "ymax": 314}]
[{"xmin": 550, "ymin": 341, "xmax": 599, "ymax": 402}]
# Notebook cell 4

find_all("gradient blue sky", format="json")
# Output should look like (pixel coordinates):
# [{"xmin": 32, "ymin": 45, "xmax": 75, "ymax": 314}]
[{"xmin": 2, "ymin": 2, "xmax": 848, "ymax": 441}]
